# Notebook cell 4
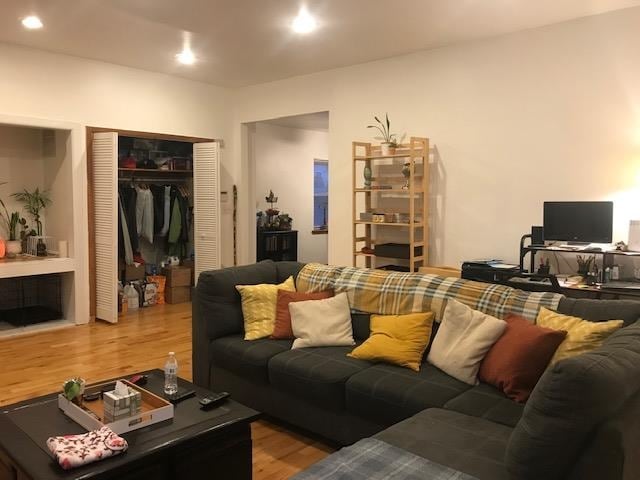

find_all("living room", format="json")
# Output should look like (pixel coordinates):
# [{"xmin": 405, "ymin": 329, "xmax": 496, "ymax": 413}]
[{"xmin": 1, "ymin": 1, "xmax": 640, "ymax": 479}]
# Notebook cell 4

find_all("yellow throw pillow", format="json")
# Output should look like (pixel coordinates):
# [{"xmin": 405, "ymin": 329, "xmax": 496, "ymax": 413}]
[
  {"xmin": 536, "ymin": 307, "xmax": 623, "ymax": 364},
  {"xmin": 237, "ymin": 276, "xmax": 296, "ymax": 340},
  {"xmin": 348, "ymin": 312, "xmax": 434, "ymax": 371}
]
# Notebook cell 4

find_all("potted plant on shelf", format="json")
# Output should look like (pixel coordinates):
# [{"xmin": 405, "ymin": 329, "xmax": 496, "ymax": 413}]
[
  {"xmin": 12, "ymin": 188, "xmax": 51, "ymax": 236},
  {"xmin": 368, "ymin": 113, "xmax": 400, "ymax": 155},
  {"xmin": 13, "ymin": 188, "xmax": 52, "ymax": 256},
  {"xmin": 0, "ymin": 182, "xmax": 21, "ymax": 256}
]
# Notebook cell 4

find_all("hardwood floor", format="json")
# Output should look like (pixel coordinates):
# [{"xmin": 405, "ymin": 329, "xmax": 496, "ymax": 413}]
[{"xmin": 0, "ymin": 303, "xmax": 333, "ymax": 479}]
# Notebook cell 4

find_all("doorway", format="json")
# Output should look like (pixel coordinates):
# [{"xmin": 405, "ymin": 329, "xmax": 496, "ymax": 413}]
[{"xmin": 246, "ymin": 112, "xmax": 329, "ymax": 264}]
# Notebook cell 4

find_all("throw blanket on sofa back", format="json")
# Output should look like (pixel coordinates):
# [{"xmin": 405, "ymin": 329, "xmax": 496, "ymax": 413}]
[{"xmin": 296, "ymin": 264, "xmax": 563, "ymax": 322}]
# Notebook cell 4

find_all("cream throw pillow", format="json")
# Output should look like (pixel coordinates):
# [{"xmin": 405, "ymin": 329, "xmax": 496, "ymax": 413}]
[
  {"xmin": 427, "ymin": 299, "xmax": 507, "ymax": 385},
  {"xmin": 289, "ymin": 292, "xmax": 355, "ymax": 349},
  {"xmin": 536, "ymin": 307, "xmax": 624, "ymax": 365},
  {"xmin": 236, "ymin": 276, "xmax": 295, "ymax": 340}
]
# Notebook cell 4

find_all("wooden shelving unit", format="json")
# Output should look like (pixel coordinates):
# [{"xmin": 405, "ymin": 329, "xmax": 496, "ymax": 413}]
[{"xmin": 352, "ymin": 137, "xmax": 429, "ymax": 273}]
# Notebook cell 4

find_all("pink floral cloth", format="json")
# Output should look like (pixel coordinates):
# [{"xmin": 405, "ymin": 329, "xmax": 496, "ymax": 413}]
[{"xmin": 46, "ymin": 426, "xmax": 128, "ymax": 470}]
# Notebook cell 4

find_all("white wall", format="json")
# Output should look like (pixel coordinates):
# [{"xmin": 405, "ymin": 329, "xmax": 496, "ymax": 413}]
[
  {"xmin": 0, "ymin": 126, "xmax": 45, "ymax": 238},
  {"xmin": 0, "ymin": 42, "xmax": 235, "ymax": 267},
  {"xmin": 231, "ymin": 7, "xmax": 640, "ymax": 268},
  {"xmin": 251, "ymin": 123, "xmax": 328, "ymax": 263}
]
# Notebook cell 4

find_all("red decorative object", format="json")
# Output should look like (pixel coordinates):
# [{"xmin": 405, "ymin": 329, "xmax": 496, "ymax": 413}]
[{"xmin": 0, "ymin": 238, "xmax": 5, "ymax": 258}]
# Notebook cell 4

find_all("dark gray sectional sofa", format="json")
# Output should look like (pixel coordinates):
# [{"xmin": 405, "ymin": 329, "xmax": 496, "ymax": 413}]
[{"xmin": 192, "ymin": 260, "xmax": 640, "ymax": 480}]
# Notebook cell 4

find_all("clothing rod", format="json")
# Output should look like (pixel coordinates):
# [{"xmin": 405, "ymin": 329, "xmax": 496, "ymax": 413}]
[{"xmin": 118, "ymin": 177, "xmax": 191, "ymax": 184}]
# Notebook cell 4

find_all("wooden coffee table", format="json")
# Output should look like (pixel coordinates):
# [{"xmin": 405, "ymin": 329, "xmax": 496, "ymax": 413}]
[{"xmin": 0, "ymin": 370, "xmax": 260, "ymax": 480}]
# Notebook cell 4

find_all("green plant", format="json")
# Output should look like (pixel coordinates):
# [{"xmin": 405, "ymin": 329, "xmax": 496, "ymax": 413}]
[
  {"xmin": 62, "ymin": 377, "xmax": 85, "ymax": 402},
  {"xmin": 12, "ymin": 188, "xmax": 52, "ymax": 236},
  {"xmin": 367, "ymin": 113, "xmax": 399, "ymax": 147}
]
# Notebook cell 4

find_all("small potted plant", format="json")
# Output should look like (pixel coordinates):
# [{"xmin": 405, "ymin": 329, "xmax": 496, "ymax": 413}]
[
  {"xmin": 62, "ymin": 377, "xmax": 86, "ymax": 406},
  {"xmin": 0, "ymin": 184, "xmax": 22, "ymax": 256},
  {"xmin": 368, "ymin": 113, "xmax": 400, "ymax": 155},
  {"xmin": 12, "ymin": 188, "xmax": 51, "ymax": 256}
]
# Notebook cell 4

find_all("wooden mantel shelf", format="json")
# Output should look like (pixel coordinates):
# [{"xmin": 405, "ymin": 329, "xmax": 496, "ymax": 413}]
[{"xmin": 0, "ymin": 256, "xmax": 76, "ymax": 279}]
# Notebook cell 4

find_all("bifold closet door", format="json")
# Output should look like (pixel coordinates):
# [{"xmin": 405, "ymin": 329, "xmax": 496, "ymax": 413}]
[
  {"xmin": 193, "ymin": 142, "xmax": 221, "ymax": 284},
  {"xmin": 92, "ymin": 132, "xmax": 118, "ymax": 323}
]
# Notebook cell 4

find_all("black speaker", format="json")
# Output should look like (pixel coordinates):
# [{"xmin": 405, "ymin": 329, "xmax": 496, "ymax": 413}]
[{"xmin": 531, "ymin": 226, "xmax": 544, "ymax": 245}]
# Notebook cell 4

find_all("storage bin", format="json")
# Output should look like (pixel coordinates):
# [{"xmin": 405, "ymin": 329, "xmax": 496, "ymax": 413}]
[
  {"xmin": 163, "ymin": 266, "xmax": 192, "ymax": 287},
  {"xmin": 166, "ymin": 286, "xmax": 191, "ymax": 304}
]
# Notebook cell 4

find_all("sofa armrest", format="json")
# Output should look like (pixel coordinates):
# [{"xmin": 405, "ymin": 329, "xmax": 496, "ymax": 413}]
[
  {"xmin": 568, "ymin": 390, "xmax": 640, "ymax": 480},
  {"xmin": 191, "ymin": 261, "xmax": 278, "ymax": 387}
]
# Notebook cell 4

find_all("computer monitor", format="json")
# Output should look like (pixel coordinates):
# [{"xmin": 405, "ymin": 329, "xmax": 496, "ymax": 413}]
[{"xmin": 543, "ymin": 201, "xmax": 613, "ymax": 244}]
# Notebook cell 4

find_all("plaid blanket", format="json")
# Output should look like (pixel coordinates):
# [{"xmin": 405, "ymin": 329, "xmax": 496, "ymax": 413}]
[
  {"xmin": 296, "ymin": 264, "xmax": 563, "ymax": 322},
  {"xmin": 291, "ymin": 438, "xmax": 478, "ymax": 480}
]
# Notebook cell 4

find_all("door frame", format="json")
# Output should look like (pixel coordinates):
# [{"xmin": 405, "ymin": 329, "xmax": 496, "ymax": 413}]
[{"xmin": 86, "ymin": 126, "xmax": 215, "ymax": 321}]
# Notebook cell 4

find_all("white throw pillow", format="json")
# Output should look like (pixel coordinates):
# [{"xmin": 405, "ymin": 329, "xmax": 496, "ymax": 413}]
[
  {"xmin": 289, "ymin": 292, "xmax": 355, "ymax": 349},
  {"xmin": 427, "ymin": 299, "xmax": 507, "ymax": 385}
]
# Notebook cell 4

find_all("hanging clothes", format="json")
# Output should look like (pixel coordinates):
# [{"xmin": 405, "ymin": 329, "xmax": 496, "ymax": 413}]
[
  {"xmin": 150, "ymin": 184, "xmax": 165, "ymax": 235},
  {"xmin": 167, "ymin": 186, "xmax": 190, "ymax": 258},
  {"xmin": 118, "ymin": 194, "xmax": 134, "ymax": 265},
  {"xmin": 135, "ymin": 186, "xmax": 154, "ymax": 244},
  {"xmin": 160, "ymin": 185, "xmax": 171, "ymax": 237},
  {"xmin": 119, "ymin": 185, "xmax": 139, "ymax": 253}
]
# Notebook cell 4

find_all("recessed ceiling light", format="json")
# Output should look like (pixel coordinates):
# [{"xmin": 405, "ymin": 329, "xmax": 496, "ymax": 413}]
[
  {"xmin": 292, "ymin": 7, "xmax": 316, "ymax": 34},
  {"xmin": 176, "ymin": 48, "xmax": 196, "ymax": 65},
  {"xmin": 21, "ymin": 15, "xmax": 43, "ymax": 30}
]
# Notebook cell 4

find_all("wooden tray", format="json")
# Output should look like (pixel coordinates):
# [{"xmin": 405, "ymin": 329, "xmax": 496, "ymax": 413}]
[{"xmin": 58, "ymin": 379, "xmax": 174, "ymax": 434}]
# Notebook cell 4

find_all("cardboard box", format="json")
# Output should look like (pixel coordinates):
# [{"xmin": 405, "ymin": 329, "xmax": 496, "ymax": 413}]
[
  {"xmin": 123, "ymin": 264, "xmax": 145, "ymax": 282},
  {"xmin": 163, "ymin": 266, "xmax": 192, "ymax": 287},
  {"xmin": 181, "ymin": 259, "xmax": 195, "ymax": 285},
  {"xmin": 166, "ymin": 286, "xmax": 191, "ymax": 304}
]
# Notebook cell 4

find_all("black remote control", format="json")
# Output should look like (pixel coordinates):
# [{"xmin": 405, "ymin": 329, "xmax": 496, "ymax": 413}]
[{"xmin": 199, "ymin": 392, "xmax": 230, "ymax": 410}]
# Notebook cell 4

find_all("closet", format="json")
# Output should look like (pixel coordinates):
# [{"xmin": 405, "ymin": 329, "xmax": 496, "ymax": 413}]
[{"xmin": 89, "ymin": 129, "xmax": 220, "ymax": 324}]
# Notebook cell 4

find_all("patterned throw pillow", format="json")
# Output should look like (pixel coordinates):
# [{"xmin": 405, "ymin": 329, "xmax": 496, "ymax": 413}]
[
  {"xmin": 348, "ymin": 312, "xmax": 435, "ymax": 371},
  {"xmin": 236, "ymin": 276, "xmax": 296, "ymax": 340},
  {"xmin": 536, "ymin": 307, "xmax": 623, "ymax": 364}
]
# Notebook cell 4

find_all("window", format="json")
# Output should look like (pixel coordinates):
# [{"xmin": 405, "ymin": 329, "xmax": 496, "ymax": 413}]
[{"xmin": 313, "ymin": 159, "xmax": 328, "ymax": 231}]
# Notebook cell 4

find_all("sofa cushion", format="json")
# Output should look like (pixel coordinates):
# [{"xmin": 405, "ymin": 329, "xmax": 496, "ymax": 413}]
[
  {"xmin": 268, "ymin": 346, "xmax": 371, "ymax": 411},
  {"xmin": 557, "ymin": 297, "xmax": 640, "ymax": 326},
  {"xmin": 375, "ymin": 408, "xmax": 512, "ymax": 480},
  {"xmin": 348, "ymin": 312, "xmax": 434, "ymax": 371},
  {"xmin": 428, "ymin": 299, "xmax": 507, "ymax": 385},
  {"xmin": 210, "ymin": 335, "xmax": 292, "ymax": 384},
  {"xmin": 237, "ymin": 276, "xmax": 296, "ymax": 340},
  {"xmin": 345, "ymin": 363, "xmax": 471, "ymax": 425},
  {"xmin": 478, "ymin": 314, "xmax": 567, "ymax": 402},
  {"xmin": 444, "ymin": 383, "xmax": 524, "ymax": 428},
  {"xmin": 195, "ymin": 260, "xmax": 278, "ymax": 340},
  {"xmin": 536, "ymin": 307, "xmax": 623, "ymax": 364},
  {"xmin": 351, "ymin": 313, "xmax": 371, "ymax": 341},
  {"xmin": 506, "ymin": 320, "xmax": 640, "ymax": 480},
  {"xmin": 276, "ymin": 261, "xmax": 305, "ymax": 284},
  {"xmin": 290, "ymin": 293, "xmax": 355, "ymax": 349}
]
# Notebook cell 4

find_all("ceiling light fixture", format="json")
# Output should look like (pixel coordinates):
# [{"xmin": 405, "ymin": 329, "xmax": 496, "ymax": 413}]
[
  {"xmin": 292, "ymin": 7, "xmax": 316, "ymax": 34},
  {"xmin": 176, "ymin": 48, "xmax": 196, "ymax": 65},
  {"xmin": 21, "ymin": 15, "xmax": 43, "ymax": 30}
]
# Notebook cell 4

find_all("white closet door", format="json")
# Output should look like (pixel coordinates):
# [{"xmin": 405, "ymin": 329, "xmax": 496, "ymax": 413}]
[
  {"xmin": 93, "ymin": 132, "xmax": 118, "ymax": 323},
  {"xmin": 193, "ymin": 142, "xmax": 221, "ymax": 284}
]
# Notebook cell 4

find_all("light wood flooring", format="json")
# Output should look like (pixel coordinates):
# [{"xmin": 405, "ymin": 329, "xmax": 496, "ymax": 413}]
[{"xmin": 0, "ymin": 303, "xmax": 333, "ymax": 479}]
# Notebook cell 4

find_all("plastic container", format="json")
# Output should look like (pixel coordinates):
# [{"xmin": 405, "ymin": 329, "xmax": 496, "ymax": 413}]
[
  {"xmin": 164, "ymin": 352, "xmax": 178, "ymax": 395},
  {"xmin": 124, "ymin": 284, "xmax": 139, "ymax": 311}
]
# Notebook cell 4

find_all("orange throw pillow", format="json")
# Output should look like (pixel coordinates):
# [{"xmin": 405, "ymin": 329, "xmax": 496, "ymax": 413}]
[
  {"xmin": 478, "ymin": 314, "xmax": 567, "ymax": 403},
  {"xmin": 271, "ymin": 290, "xmax": 334, "ymax": 339}
]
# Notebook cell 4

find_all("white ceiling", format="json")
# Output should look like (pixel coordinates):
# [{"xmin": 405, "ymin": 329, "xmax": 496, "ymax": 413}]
[
  {"xmin": 262, "ymin": 112, "xmax": 329, "ymax": 132},
  {"xmin": 1, "ymin": 0, "xmax": 639, "ymax": 87}
]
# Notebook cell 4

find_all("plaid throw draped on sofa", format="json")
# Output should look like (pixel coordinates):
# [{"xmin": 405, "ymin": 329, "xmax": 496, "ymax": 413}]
[{"xmin": 296, "ymin": 264, "xmax": 563, "ymax": 322}]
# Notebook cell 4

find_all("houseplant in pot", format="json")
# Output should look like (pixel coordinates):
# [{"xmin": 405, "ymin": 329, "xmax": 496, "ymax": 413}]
[
  {"xmin": 368, "ymin": 113, "xmax": 399, "ymax": 155},
  {"xmin": 0, "ymin": 182, "xmax": 22, "ymax": 256},
  {"xmin": 12, "ymin": 188, "xmax": 51, "ymax": 256}
]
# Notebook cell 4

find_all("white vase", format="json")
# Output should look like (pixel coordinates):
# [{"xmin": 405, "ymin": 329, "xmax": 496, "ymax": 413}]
[
  {"xmin": 5, "ymin": 240, "xmax": 21, "ymax": 257},
  {"xmin": 381, "ymin": 143, "xmax": 391, "ymax": 156}
]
